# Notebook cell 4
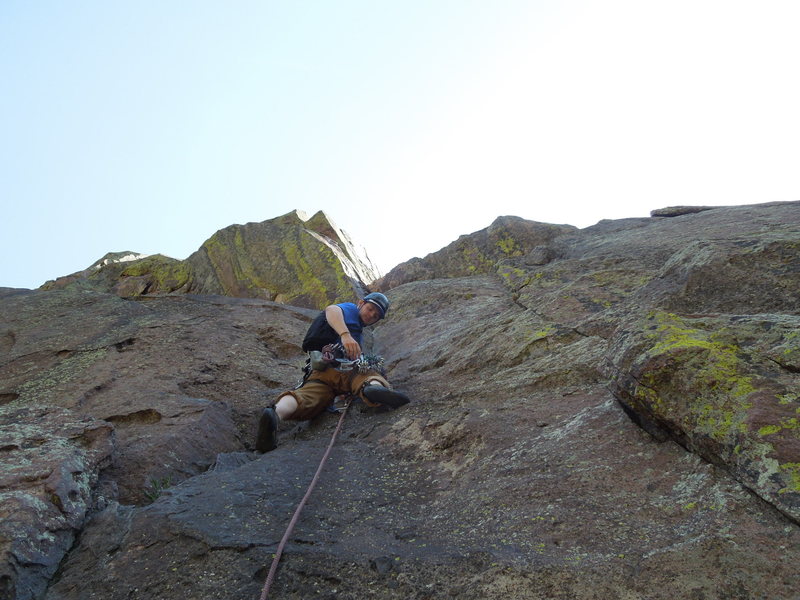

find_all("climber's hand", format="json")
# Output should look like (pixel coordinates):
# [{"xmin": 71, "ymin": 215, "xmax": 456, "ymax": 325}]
[{"xmin": 340, "ymin": 333, "xmax": 361, "ymax": 359}]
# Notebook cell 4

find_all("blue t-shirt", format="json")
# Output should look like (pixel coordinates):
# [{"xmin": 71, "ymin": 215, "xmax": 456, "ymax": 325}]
[
  {"xmin": 301, "ymin": 302, "xmax": 368, "ymax": 352},
  {"xmin": 337, "ymin": 302, "xmax": 364, "ymax": 345}
]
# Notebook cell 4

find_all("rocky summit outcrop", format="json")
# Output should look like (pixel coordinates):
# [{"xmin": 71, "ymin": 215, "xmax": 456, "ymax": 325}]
[
  {"xmin": 377, "ymin": 215, "xmax": 577, "ymax": 290},
  {"xmin": 1, "ymin": 200, "xmax": 799, "ymax": 600},
  {"xmin": 41, "ymin": 210, "xmax": 380, "ymax": 309}
]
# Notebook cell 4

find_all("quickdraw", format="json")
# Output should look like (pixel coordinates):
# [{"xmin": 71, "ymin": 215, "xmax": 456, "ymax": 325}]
[{"xmin": 311, "ymin": 343, "xmax": 386, "ymax": 376}]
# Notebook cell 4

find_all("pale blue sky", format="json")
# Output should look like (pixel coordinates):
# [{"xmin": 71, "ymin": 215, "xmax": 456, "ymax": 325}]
[{"xmin": 2, "ymin": 1, "xmax": 798, "ymax": 289}]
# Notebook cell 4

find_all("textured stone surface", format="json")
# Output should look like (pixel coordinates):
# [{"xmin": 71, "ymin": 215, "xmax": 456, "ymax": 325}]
[
  {"xmin": 0, "ymin": 290, "xmax": 314, "ymax": 598},
  {"xmin": 608, "ymin": 311, "xmax": 800, "ymax": 521},
  {"xmin": 377, "ymin": 216, "xmax": 576, "ymax": 290},
  {"xmin": 0, "ymin": 405, "xmax": 113, "ymax": 600},
  {"xmin": 1, "ymin": 200, "xmax": 798, "ymax": 599},
  {"xmin": 40, "ymin": 253, "xmax": 190, "ymax": 296},
  {"xmin": 382, "ymin": 200, "xmax": 800, "ymax": 523},
  {"xmin": 185, "ymin": 210, "xmax": 380, "ymax": 307},
  {"xmin": 44, "ymin": 272, "xmax": 800, "ymax": 600}
]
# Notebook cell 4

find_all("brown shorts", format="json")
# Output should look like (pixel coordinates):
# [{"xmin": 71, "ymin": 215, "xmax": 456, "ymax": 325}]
[{"xmin": 279, "ymin": 367, "xmax": 391, "ymax": 421}]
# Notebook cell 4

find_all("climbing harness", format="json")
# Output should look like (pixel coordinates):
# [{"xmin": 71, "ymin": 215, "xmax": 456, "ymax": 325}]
[
  {"xmin": 311, "ymin": 343, "xmax": 386, "ymax": 374},
  {"xmin": 257, "ymin": 398, "xmax": 352, "ymax": 600},
  {"xmin": 298, "ymin": 344, "xmax": 386, "ymax": 390}
]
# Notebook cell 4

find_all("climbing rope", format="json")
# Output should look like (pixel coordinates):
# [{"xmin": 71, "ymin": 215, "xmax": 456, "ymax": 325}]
[{"xmin": 258, "ymin": 399, "xmax": 352, "ymax": 600}]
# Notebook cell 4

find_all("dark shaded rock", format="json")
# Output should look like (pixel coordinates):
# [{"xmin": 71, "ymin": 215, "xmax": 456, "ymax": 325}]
[
  {"xmin": 210, "ymin": 451, "xmax": 256, "ymax": 473},
  {"xmin": 0, "ymin": 289, "xmax": 313, "ymax": 504},
  {"xmin": 0, "ymin": 288, "xmax": 36, "ymax": 300},
  {"xmin": 650, "ymin": 205, "xmax": 720, "ymax": 217},
  {"xmin": 0, "ymin": 288, "xmax": 318, "ymax": 597},
  {"xmin": 654, "ymin": 236, "xmax": 800, "ymax": 314},
  {"xmin": 523, "ymin": 245, "xmax": 554, "ymax": 265},
  {"xmin": 102, "ymin": 393, "xmax": 241, "ymax": 504},
  {"xmin": 0, "ymin": 405, "xmax": 113, "ymax": 600}
]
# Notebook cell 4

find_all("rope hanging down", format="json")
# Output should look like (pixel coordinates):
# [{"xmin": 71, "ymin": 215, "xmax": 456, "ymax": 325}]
[{"xmin": 258, "ymin": 400, "xmax": 351, "ymax": 600}]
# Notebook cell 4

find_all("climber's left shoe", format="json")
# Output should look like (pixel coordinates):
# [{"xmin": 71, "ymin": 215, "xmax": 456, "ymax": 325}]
[
  {"xmin": 362, "ymin": 385, "xmax": 410, "ymax": 409},
  {"xmin": 256, "ymin": 407, "xmax": 278, "ymax": 453}
]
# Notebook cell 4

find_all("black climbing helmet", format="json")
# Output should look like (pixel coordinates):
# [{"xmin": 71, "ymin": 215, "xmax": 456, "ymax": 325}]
[{"xmin": 363, "ymin": 292, "xmax": 390, "ymax": 319}]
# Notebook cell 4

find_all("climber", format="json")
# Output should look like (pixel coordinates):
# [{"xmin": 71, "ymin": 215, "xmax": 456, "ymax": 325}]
[{"xmin": 255, "ymin": 292, "xmax": 409, "ymax": 453}]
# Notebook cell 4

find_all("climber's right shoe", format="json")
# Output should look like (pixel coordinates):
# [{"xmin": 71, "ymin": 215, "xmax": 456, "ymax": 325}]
[
  {"xmin": 362, "ymin": 385, "xmax": 410, "ymax": 409},
  {"xmin": 256, "ymin": 407, "xmax": 278, "ymax": 453}
]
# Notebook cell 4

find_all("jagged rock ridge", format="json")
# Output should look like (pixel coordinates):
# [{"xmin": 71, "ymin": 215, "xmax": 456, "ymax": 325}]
[
  {"xmin": 1, "ymin": 200, "xmax": 798, "ymax": 599},
  {"xmin": 42, "ymin": 210, "xmax": 380, "ymax": 309}
]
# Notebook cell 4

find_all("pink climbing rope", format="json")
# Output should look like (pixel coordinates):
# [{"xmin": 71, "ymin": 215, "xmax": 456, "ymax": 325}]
[{"xmin": 258, "ymin": 401, "xmax": 351, "ymax": 600}]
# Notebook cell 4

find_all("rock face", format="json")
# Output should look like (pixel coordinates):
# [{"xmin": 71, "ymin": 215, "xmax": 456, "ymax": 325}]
[
  {"xmin": 0, "ymin": 405, "xmax": 112, "ymax": 600},
  {"xmin": 1, "ymin": 201, "xmax": 799, "ymax": 600},
  {"xmin": 184, "ymin": 210, "xmax": 380, "ymax": 306},
  {"xmin": 40, "ymin": 253, "xmax": 193, "ymax": 297},
  {"xmin": 41, "ymin": 210, "xmax": 381, "ymax": 309},
  {"xmin": 650, "ymin": 205, "xmax": 720, "ymax": 217},
  {"xmin": 377, "ymin": 215, "xmax": 576, "ymax": 289},
  {"xmin": 609, "ymin": 311, "xmax": 800, "ymax": 519},
  {"xmin": 0, "ymin": 288, "xmax": 314, "ymax": 600}
]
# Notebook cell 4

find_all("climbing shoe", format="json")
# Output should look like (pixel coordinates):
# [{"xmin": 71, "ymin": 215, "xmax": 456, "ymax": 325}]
[
  {"xmin": 362, "ymin": 385, "xmax": 410, "ymax": 409},
  {"xmin": 256, "ymin": 407, "xmax": 279, "ymax": 453}
]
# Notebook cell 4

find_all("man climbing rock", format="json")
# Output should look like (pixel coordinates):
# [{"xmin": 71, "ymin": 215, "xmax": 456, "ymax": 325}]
[{"xmin": 256, "ymin": 292, "xmax": 409, "ymax": 452}]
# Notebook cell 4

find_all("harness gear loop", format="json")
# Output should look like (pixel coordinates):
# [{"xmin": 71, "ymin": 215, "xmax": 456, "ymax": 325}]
[{"xmin": 258, "ymin": 397, "xmax": 352, "ymax": 600}]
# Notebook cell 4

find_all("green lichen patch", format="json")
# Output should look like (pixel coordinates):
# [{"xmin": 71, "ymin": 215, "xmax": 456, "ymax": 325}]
[
  {"xmin": 194, "ymin": 221, "xmax": 362, "ymax": 307},
  {"xmin": 458, "ymin": 242, "xmax": 495, "ymax": 275},
  {"xmin": 285, "ymin": 236, "xmax": 334, "ymax": 305},
  {"xmin": 758, "ymin": 418, "xmax": 800, "ymax": 437},
  {"xmin": 120, "ymin": 255, "xmax": 193, "ymax": 293},
  {"xmin": 778, "ymin": 463, "xmax": 800, "ymax": 494},
  {"xmin": 589, "ymin": 270, "xmax": 653, "ymax": 293},
  {"xmin": 773, "ymin": 331, "xmax": 800, "ymax": 370},
  {"xmin": 496, "ymin": 235, "xmax": 523, "ymax": 256},
  {"xmin": 637, "ymin": 313, "xmax": 757, "ymax": 443},
  {"xmin": 622, "ymin": 311, "xmax": 800, "ymax": 521},
  {"xmin": 496, "ymin": 265, "xmax": 532, "ymax": 292}
]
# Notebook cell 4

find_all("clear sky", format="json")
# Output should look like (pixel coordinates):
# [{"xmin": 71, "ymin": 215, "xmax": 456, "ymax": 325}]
[{"xmin": 2, "ymin": 1, "xmax": 798, "ymax": 290}]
